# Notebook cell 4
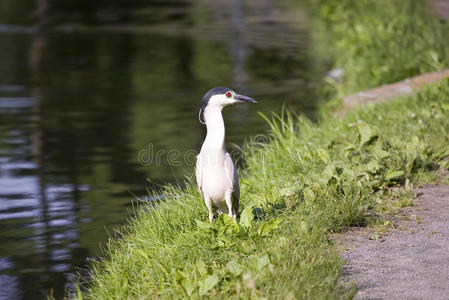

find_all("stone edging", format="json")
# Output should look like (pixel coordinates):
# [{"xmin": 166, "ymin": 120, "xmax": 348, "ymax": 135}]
[{"xmin": 343, "ymin": 69, "xmax": 449, "ymax": 109}]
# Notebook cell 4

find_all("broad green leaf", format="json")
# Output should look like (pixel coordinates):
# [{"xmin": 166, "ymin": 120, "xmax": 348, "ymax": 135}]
[
  {"xmin": 373, "ymin": 147, "xmax": 390, "ymax": 159},
  {"xmin": 240, "ymin": 241, "xmax": 254, "ymax": 254},
  {"xmin": 215, "ymin": 236, "xmax": 233, "ymax": 248},
  {"xmin": 322, "ymin": 165, "xmax": 339, "ymax": 184},
  {"xmin": 195, "ymin": 259, "xmax": 207, "ymax": 276},
  {"xmin": 406, "ymin": 135, "xmax": 421, "ymax": 161},
  {"xmin": 317, "ymin": 148, "xmax": 330, "ymax": 163},
  {"xmin": 256, "ymin": 255, "xmax": 270, "ymax": 271},
  {"xmin": 384, "ymin": 170, "xmax": 404, "ymax": 181},
  {"xmin": 343, "ymin": 167, "xmax": 355, "ymax": 178},
  {"xmin": 258, "ymin": 218, "xmax": 282, "ymax": 236},
  {"xmin": 240, "ymin": 205, "xmax": 254, "ymax": 228},
  {"xmin": 303, "ymin": 187, "xmax": 315, "ymax": 202},
  {"xmin": 195, "ymin": 219, "xmax": 212, "ymax": 232},
  {"xmin": 217, "ymin": 214, "xmax": 239, "ymax": 235},
  {"xmin": 226, "ymin": 259, "xmax": 243, "ymax": 276},
  {"xmin": 358, "ymin": 123, "xmax": 378, "ymax": 146},
  {"xmin": 280, "ymin": 186, "xmax": 299, "ymax": 209},
  {"xmin": 172, "ymin": 269, "xmax": 187, "ymax": 281},
  {"xmin": 199, "ymin": 275, "xmax": 219, "ymax": 295},
  {"xmin": 344, "ymin": 143, "xmax": 357, "ymax": 153},
  {"xmin": 366, "ymin": 160, "xmax": 381, "ymax": 174},
  {"xmin": 410, "ymin": 135, "xmax": 420, "ymax": 146},
  {"xmin": 285, "ymin": 196, "xmax": 299, "ymax": 209},
  {"xmin": 181, "ymin": 277, "xmax": 194, "ymax": 296},
  {"xmin": 428, "ymin": 50, "xmax": 439, "ymax": 63}
]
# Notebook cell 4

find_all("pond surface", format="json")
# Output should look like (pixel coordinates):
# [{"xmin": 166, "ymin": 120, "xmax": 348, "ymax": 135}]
[{"xmin": 0, "ymin": 1, "xmax": 327, "ymax": 299}]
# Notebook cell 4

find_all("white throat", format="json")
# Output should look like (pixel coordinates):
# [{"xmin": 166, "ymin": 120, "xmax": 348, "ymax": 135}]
[{"xmin": 201, "ymin": 106, "xmax": 226, "ymax": 152}]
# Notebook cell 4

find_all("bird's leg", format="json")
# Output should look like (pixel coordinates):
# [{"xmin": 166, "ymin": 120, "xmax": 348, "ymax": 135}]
[
  {"xmin": 225, "ymin": 191, "xmax": 235, "ymax": 221},
  {"xmin": 204, "ymin": 194, "xmax": 214, "ymax": 223}
]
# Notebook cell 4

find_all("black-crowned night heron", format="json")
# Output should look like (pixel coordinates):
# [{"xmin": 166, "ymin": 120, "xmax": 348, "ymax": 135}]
[{"xmin": 196, "ymin": 87, "xmax": 257, "ymax": 223}]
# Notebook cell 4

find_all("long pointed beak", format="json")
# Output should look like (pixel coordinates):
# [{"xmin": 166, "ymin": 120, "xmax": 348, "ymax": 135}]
[{"xmin": 235, "ymin": 93, "xmax": 257, "ymax": 103}]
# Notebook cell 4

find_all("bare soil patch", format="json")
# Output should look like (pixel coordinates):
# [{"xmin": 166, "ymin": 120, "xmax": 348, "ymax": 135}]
[{"xmin": 339, "ymin": 185, "xmax": 449, "ymax": 300}]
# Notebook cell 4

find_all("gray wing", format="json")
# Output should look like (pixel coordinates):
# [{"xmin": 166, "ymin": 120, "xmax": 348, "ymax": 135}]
[
  {"xmin": 196, "ymin": 155, "xmax": 204, "ymax": 197},
  {"xmin": 224, "ymin": 152, "xmax": 240, "ymax": 211}
]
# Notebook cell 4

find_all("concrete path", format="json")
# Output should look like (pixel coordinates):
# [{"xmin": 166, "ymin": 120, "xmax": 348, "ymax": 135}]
[{"xmin": 339, "ymin": 185, "xmax": 449, "ymax": 300}]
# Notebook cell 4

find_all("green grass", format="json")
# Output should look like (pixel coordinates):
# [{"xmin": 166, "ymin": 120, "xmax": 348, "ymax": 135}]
[
  {"xmin": 78, "ymin": 0, "xmax": 449, "ymax": 298},
  {"xmin": 80, "ymin": 80, "xmax": 449, "ymax": 299},
  {"xmin": 309, "ymin": 0, "xmax": 449, "ymax": 96}
]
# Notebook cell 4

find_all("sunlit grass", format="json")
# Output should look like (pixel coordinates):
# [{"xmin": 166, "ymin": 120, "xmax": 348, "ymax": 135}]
[
  {"xmin": 311, "ymin": 0, "xmax": 449, "ymax": 95},
  {"xmin": 77, "ymin": 0, "xmax": 449, "ymax": 298},
  {"xmin": 79, "ymin": 80, "xmax": 449, "ymax": 299}
]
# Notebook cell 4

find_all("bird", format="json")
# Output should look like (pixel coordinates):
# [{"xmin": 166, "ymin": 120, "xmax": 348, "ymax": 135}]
[{"xmin": 196, "ymin": 87, "xmax": 257, "ymax": 223}]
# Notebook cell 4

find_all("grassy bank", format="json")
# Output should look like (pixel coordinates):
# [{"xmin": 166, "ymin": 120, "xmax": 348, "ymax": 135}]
[
  {"xmin": 79, "ymin": 0, "xmax": 449, "ymax": 299},
  {"xmin": 309, "ymin": 0, "xmax": 449, "ymax": 96},
  {"xmin": 81, "ymin": 80, "xmax": 449, "ymax": 299}
]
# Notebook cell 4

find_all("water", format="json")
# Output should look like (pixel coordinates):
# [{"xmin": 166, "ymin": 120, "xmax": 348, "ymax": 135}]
[{"xmin": 0, "ymin": 1, "xmax": 326, "ymax": 299}]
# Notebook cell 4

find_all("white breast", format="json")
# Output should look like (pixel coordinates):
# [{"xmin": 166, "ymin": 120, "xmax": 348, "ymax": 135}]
[{"xmin": 197, "ymin": 151, "xmax": 230, "ymax": 203}]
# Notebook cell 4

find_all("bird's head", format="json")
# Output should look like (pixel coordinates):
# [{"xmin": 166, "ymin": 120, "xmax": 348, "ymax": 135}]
[{"xmin": 199, "ymin": 87, "xmax": 257, "ymax": 124}]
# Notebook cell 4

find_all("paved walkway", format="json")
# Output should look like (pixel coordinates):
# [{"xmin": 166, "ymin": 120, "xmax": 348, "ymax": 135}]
[{"xmin": 339, "ymin": 185, "xmax": 449, "ymax": 299}]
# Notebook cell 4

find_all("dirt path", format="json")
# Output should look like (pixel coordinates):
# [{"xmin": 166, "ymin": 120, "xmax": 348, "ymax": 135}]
[{"xmin": 339, "ymin": 185, "xmax": 449, "ymax": 300}]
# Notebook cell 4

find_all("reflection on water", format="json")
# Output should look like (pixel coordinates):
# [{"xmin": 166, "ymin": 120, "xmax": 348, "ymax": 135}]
[{"xmin": 0, "ymin": 0, "xmax": 326, "ymax": 299}]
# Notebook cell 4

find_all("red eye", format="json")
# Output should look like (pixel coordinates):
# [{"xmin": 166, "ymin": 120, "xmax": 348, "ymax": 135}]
[{"xmin": 225, "ymin": 91, "xmax": 232, "ymax": 98}]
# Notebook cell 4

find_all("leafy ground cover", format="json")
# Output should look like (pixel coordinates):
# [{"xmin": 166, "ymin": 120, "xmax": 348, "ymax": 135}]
[
  {"xmin": 80, "ymin": 80, "xmax": 449, "ymax": 299},
  {"xmin": 78, "ymin": 0, "xmax": 449, "ymax": 298}
]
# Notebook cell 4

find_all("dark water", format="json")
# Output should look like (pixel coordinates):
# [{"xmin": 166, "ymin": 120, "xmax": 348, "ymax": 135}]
[{"xmin": 0, "ymin": 1, "xmax": 326, "ymax": 299}]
